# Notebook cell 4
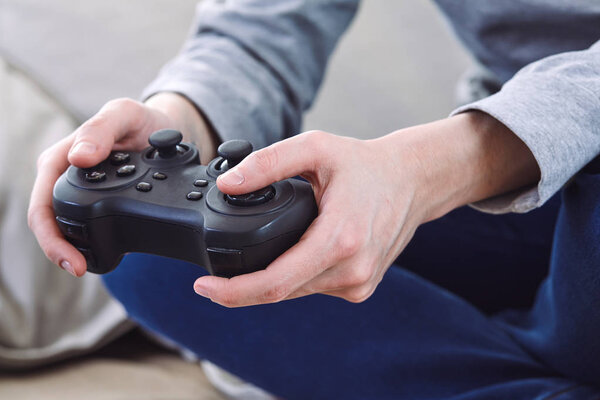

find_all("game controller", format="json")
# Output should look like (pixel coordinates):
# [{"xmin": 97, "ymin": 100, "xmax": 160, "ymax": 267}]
[{"xmin": 53, "ymin": 129, "xmax": 318, "ymax": 277}]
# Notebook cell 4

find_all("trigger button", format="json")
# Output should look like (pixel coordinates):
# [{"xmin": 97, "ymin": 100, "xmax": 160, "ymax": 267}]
[
  {"xmin": 207, "ymin": 247, "xmax": 244, "ymax": 270},
  {"xmin": 56, "ymin": 217, "xmax": 88, "ymax": 241}
]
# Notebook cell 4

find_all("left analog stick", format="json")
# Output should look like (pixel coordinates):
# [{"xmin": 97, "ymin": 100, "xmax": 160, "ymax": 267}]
[{"xmin": 149, "ymin": 129, "xmax": 184, "ymax": 158}]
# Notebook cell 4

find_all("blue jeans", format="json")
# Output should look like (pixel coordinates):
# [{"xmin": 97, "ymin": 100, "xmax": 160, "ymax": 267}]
[{"xmin": 103, "ymin": 173, "xmax": 600, "ymax": 399}]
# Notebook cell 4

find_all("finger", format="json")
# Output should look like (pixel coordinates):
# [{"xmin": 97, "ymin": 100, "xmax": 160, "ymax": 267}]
[
  {"xmin": 284, "ymin": 267, "xmax": 382, "ymax": 304},
  {"xmin": 28, "ymin": 204, "xmax": 87, "ymax": 277},
  {"xmin": 193, "ymin": 215, "xmax": 349, "ymax": 307},
  {"xmin": 217, "ymin": 130, "xmax": 331, "ymax": 195},
  {"xmin": 28, "ymin": 136, "xmax": 87, "ymax": 276},
  {"xmin": 67, "ymin": 98, "xmax": 148, "ymax": 168}
]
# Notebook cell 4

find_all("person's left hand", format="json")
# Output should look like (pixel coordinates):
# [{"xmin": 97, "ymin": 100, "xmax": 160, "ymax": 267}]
[
  {"xmin": 193, "ymin": 129, "xmax": 428, "ymax": 307},
  {"xmin": 193, "ymin": 112, "xmax": 540, "ymax": 307}
]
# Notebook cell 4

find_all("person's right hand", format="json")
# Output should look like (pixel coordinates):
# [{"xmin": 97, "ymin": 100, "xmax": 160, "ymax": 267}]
[{"xmin": 28, "ymin": 93, "xmax": 218, "ymax": 277}]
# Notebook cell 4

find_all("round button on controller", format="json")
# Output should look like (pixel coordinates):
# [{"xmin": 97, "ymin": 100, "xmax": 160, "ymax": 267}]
[
  {"xmin": 153, "ymin": 172, "xmax": 167, "ymax": 180},
  {"xmin": 116, "ymin": 165, "xmax": 136, "ymax": 177},
  {"xmin": 136, "ymin": 182, "xmax": 152, "ymax": 192},
  {"xmin": 225, "ymin": 186, "xmax": 275, "ymax": 207},
  {"xmin": 187, "ymin": 191, "xmax": 203, "ymax": 201},
  {"xmin": 110, "ymin": 152, "xmax": 130, "ymax": 165},
  {"xmin": 85, "ymin": 171, "xmax": 106, "ymax": 183}
]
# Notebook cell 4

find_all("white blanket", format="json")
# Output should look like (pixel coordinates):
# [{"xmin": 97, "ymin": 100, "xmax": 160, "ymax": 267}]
[{"xmin": 0, "ymin": 58, "xmax": 130, "ymax": 369}]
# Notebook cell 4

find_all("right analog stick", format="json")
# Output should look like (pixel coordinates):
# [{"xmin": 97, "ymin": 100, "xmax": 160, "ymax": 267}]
[
  {"xmin": 218, "ymin": 140, "xmax": 253, "ymax": 170},
  {"xmin": 225, "ymin": 186, "xmax": 275, "ymax": 207}
]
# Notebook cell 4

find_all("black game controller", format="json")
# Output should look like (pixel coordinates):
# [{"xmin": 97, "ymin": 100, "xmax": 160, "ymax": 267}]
[{"xmin": 53, "ymin": 129, "xmax": 318, "ymax": 278}]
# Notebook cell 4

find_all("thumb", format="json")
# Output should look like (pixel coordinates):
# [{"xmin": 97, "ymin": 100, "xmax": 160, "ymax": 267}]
[
  {"xmin": 67, "ymin": 99, "xmax": 146, "ymax": 168},
  {"xmin": 217, "ymin": 131, "xmax": 326, "ymax": 195}
]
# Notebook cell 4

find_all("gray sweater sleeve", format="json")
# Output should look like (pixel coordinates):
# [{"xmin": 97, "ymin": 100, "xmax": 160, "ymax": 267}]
[
  {"xmin": 453, "ymin": 40, "xmax": 600, "ymax": 214},
  {"xmin": 142, "ymin": 0, "xmax": 359, "ymax": 149}
]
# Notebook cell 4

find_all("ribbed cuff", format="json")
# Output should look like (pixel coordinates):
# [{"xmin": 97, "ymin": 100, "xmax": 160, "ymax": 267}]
[{"xmin": 451, "ymin": 73, "xmax": 600, "ymax": 214}]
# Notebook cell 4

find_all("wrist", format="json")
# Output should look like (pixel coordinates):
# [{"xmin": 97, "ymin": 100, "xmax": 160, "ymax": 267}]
[
  {"xmin": 372, "ymin": 112, "xmax": 540, "ymax": 223},
  {"xmin": 145, "ymin": 92, "xmax": 220, "ymax": 162}
]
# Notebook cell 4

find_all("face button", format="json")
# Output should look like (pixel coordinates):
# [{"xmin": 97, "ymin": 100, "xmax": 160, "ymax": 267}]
[
  {"xmin": 153, "ymin": 172, "xmax": 167, "ymax": 180},
  {"xmin": 110, "ymin": 152, "xmax": 130, "ymax": 165},
  {"xmin": 225, "ymin": 185, "xmax": 275, "ymax": 207},
  {"xmin": 116, "ymin": 164, "xmax": 136, "ymax": 177},
  {"xmin": 186, "ymin": 191, "xmax": 203, "ymax": 201},
  {"xmin": 136, "ymin": 182, "xmax": 152, "ymax": 192},
  {"xmin": 85, "ymin": 171, "xmax": 106, "ymax": 183},
  {"xmin": 194, "ymin": 179, "xmax": 208, "ymax": 187}
]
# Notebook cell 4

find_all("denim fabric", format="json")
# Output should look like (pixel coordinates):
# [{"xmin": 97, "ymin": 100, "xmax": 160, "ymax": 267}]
[
  {"xmin": 397, "ymin": 195, "xmax": 561, "ymax": 314},
  {"xmin": 496, "ymin": 171, "xmax": 600, "ymax": 387},
  {"xmin": 103, "ymin": 181, "xmax": 600, "ymax": 399}
]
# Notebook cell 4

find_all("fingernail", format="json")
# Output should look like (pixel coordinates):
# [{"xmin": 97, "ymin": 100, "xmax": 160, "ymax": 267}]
[
  {"xmin": 194, "ymin": 283, "xmax": 210, "ymax": 298},
  {"xmin": 219, "ymin": 168, "xmax": 244, "ymax": 186},
  {"xmin": 60, "ymin": 260, "xmax": 77, "ymax": 277},
  {"xmin": 70, "ymin": 142, "xmax": 97, "ymax": 156}
]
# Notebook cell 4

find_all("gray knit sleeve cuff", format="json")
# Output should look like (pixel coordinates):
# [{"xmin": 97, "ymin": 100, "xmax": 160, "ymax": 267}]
[
  {"xmin": 141, "ymin": 33, "xmax": 294, "ymax": 150},
  {"xmin": 451, "ymin": 73, "xmax": 600, "ymax": 214}
]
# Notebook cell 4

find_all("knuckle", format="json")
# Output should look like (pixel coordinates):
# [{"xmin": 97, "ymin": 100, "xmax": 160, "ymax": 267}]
[
  {"xmin": 251, "ymin": 147, "xmax": 279, "ymax": 174},
  {"xmin": 27, "ymin": 205, "xmax": 50, "ymax": 233},
  {"xmin": 81, "ymin": 98, "xmax": 139, "ymax": 132},
  {"xmin": 26, "ymin": 206, "xmax": 39, "ymax": 231},
  {"xmin": 81, "ymin": 111, "xmax": 111, "ymax": 132},
  {"xmin": 36, "ymin": 148, "xmax": 51, "ymax": 170},
  {"xmin": 333, "ymin": 232, "xmax": 362, "ymax": 260},
  {"xmin": 342, "ymin": 267, "xmax": 372, "ymax": 288},
  {"xmin": 215, "ymin": 290, "xmax": 241, "ymax": 308},
  {"xmin": 304, "ymin": 130, "xmax": 329, "ymax": 143},
  {"xmin": 259, "ymin": 284, "xmax": 289, "ymax": 303},
  {"xmin": 106, "ymin": 97, "xmax": 139, "ymax": 113},
  {"xmin": 344, "ymin": 285, "xmax": 375, "ymax": 304},
  {"xmin": 302, "ymin": 130, "xmax": 330, "ymax": 155},
  {"xmin": 26, "ymin": 209, "xmax": 35, "ymax": 231}
]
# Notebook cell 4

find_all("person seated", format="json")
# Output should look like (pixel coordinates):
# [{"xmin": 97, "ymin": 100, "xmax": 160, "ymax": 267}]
[{"xmin": 28, "ymin": 1, "xmax": 600, "ymax": 398}]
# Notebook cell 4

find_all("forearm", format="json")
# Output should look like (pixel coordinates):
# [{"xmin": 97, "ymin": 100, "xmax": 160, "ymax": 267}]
[
  {"xmin": 372, "ymin": 111, "xmax": 540, "ymax": 223},
  {"xmin": 142, "ymin": 0, "xmax": 359, "ymax": 149},
  {"xmin": 451, "ymin": 40, "xmax": 600, "ymax": 213}
]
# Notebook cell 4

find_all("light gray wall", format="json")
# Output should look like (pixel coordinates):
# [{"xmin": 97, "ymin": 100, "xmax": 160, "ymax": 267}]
[
  {"xmin": 1, "ymin": 0, "xmax": 199, "ymax": 122},
  {"xmin": 304, "ymin": 1, "xmax": 472, "ymax": 139},
  {"xmin": 1, "ymin": 1, "xmax": 472, "ymax": 139}
]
